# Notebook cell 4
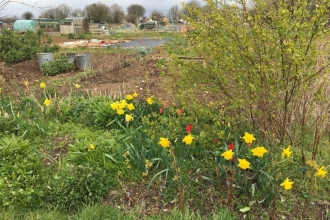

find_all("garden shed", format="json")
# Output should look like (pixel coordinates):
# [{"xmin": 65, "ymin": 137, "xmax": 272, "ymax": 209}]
[
  {"xmin": 60, "ymin": 17, "xmax": 89, "ymax": 35},
  {"xmin": 13, "ymin": 20, "xmax": 39, "ymax": 32},
  {"xmin": 35, "ymin": 19, "xmax": 60, "ymax": 32}
]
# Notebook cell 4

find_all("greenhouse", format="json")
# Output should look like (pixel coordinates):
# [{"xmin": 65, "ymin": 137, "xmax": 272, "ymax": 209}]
[{"xmin": 13, "ymin": 20, "xmax": 39, "ymax": 32}]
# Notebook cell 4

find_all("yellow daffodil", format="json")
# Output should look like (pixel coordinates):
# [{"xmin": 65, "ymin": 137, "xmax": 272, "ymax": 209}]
[
  {"xmin": 280, "ymin": 178, "xmax": 294, "ymax": 190},
  {"xmin": 142, "ymin": 172, "xmax": 148, "ymax": 177},
  {"xmin": 182, "ymin": 134, "xmax": 194, "ymax": 145},
  {"xmin": 126, "ymin": 94, "xmax": 133, "ymax": 100},
  {"xmin": 221, "ymin": 149, "xmax": 235, "ymax": 160},
  {"xmin": 127, "ymin": 103, "xmax": 135, "ymax": 111},
  {"xmin": 117, "ymin": 109, "xmax": 124, "ymax": 115},
  {"xmin": 88, "ymin": 144, "xmax": 95, "ymax": 152},
  {"xmin": 315, "ymin": 166, "xmax": 327, "ymax": 178},
  {"xmin": 110, "ymin": 102, "xmax": 119, "ymax": 110},
  {"xmin": 238, "ymin": 158, "xmax": 250, "ymax": 170},
  {"xmin": 75, "ymin": 83, "xmax": 80, "ymax": 88},
  {"xmin": 242, "ymin": 132, "xmax": 256, "ymax": 145},
  {"xmin": 43, "ymin": 99, "xmax": 51, "ymax": 106},
  {"xmin": 125, "ymin": 114, "xmax": 133, "ymax": 122},
  {"xmin": 159, "ymin": 137, "xmax": 170, "ymax": 148},
  {"xmin": 118, "ymin": 100, "xmax": 127, "ymax": 109},
  {"xmin": 40, "ymin": 82, "xmax": 46, "ymax": 88},
  {"xmin": 133, "ymin": 92, "xmax": 138, "ymax": 98},
  {"xmin": 282, "ymin": 145, "xmax": 292, "ymax": 158},
  {"xmin": 251, "ymin": 146, "xmax": 268, "ymax": 157},
  {"xmin": 24, "ymin": 81, "xmax": 29, "ymax": 86},
  {"xmin": 146, "ymin": 97, "xmax": 153, "ymax": 105}
]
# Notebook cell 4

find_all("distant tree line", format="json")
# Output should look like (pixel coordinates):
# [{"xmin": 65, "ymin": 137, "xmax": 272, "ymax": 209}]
[{"xmin": 1, "ymin": 0, "xmax": 207, "ymax": 24}]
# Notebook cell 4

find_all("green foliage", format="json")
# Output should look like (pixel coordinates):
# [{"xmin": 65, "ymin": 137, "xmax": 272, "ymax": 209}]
[
  {"xmin": 0, "ymin": 135, "xmax": 48, "ymax": 209},
  {"xmin": 0, "ymin": 30, "xmax": 59, "ymax": 64},
  {"xmin": 41, "ymin": 57, "xmax": 75, "ymax": 76},
  {"xmin": 179, "ymin": 0, "xmax": 330, "ymax": 149},
  {"xmin": 68, "ymin": 33, "xmax": 75, "ymax": 39},
  {"xmin": 46, "ymin": 164, "xmax": 113, "ymax": 211},
  {"xmin": 132, "ymin": 47, "xmax": 153, "ymax": 57}
]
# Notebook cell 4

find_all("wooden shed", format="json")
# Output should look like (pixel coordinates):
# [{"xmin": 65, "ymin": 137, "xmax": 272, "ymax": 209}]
[
  {"xmin": 35, "ymin": 19, "xmax": 60, "ymax": 32},
  {"xmin": 60, "ymin": 17, "xmax": 89, "ymax": 35}
]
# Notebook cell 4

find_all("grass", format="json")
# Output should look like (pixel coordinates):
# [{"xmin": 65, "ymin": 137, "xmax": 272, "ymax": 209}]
[{"xmin": 0, "ymin": 206, "xmax": 237, "ymax": 220}]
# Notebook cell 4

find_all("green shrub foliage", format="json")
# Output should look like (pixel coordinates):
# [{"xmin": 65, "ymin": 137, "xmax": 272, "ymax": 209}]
[
  {"xmin": 0, "ymin": 135, "xmax": 48, "ymax": 209},
  {"xmin": 179, "ymin": 0, "xmax": 330, "ymax": 147},
  {"xmin": 41, "ymin": 57, "xmax": 76, "ymax": 76},
  {"xmin": 0, "ymin": 30, "xmax": 60, "ymax": 64}
]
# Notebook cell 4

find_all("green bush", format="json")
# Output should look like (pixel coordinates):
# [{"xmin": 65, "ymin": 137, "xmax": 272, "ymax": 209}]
[
  {"xmin": 0, "ymin": 30, "xmax": 60, "ymax": 64},
  {"xmin": 0, "ymin": 135, "xmax": 48, "ymax": 209},
  {"xmin": 41, "ymin": 57, "xmax": 76, "ymax": 76}
]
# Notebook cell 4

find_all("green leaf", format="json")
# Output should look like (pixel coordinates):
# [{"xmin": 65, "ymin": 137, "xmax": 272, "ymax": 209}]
[{"xmin": 239, "ymin": 207, "xmax": 251, "ymax": 212}]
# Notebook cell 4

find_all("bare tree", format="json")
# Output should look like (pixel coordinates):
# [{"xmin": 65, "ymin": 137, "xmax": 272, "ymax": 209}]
[
  {"xmin": 71, "ymin": 8, "xmax": 85, "ymax": 18},
  {"xmin": 127, "ymin": 4, "xmax": 145, "ymax": 17},
  {"xmin": 84, "ymin": 2, "xmax": 111, "ymax": 23},
  {"xmin": 1, "ymin": 0, "xmax": 49, "ymax": 17},
  {"xmin": 150, "ymin": 10, "xmax": 163, "ymax": 21},
  {"xmin": 167, "ymin": 5, "xmax": 180, "ymax": 23},
  {"xmin": 56, "ymin": 4, "xmax": 72, "ymax": 19},
  {"xmin": 109, "ymin": 4, "xmax": 125, "ymax": 23},
  {"xmin": 21, "ymin": 11, "xmax": 33, "ymax": 19}
]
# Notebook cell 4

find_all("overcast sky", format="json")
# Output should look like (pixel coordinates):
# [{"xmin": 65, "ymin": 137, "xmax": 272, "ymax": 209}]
[{"xmin": 1, "ymin": 0, "xmax": 201, "ymax": 19}]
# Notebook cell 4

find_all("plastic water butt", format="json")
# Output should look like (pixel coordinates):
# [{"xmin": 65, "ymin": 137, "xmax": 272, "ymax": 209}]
[
  {"xmin": 66, "ymin": 53, "xmax": 77, "ymax": 63},
  {"xmin": 37, "ymin": 53, "xmax": 54, "ymax": 71},
  {"xmin": 76, "ymin": 54, "xmax": 92, "ymax": 71}
]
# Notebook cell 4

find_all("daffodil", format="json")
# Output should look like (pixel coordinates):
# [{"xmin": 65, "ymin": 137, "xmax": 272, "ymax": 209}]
[
  {"xmin": 88, "ymin": 144, "xmax": 95, "ymax": 152},
  {"xmin": 110, "ymin": 102, "xmax": 119, "ymax": 110},
  {"xmin": 117, "ymin": 109, "xmax": 124, "ymax": 115},
  {"xmin": 238, "ymin": 158, "xmax": 250, "ymax": 170},
  {"xmin": 127, "ymin": 103, "xmax": 135, "ymax": 111},
  {"xmin": 119, "ymin": 100, "xmax": 127, "ymax": 109},
  {"xmin": 280, "ymin": 178, "xmax": 294, "ymax": 190},
  {"xmin": 251, "ymin": 146, "xmax": 268, "ymax": 157},
  {"xmin": 182, "ymin": 134, "xmax": 194, "ymax": 145},
  {"xmin": 44, "ymin": 99, "xmax": 51, "ymax": 106},
  {"xmin": 40, "ymin": 82, "xmax": 46, "ymax": 88},
  {"xmin": 242, "ymin": 132, "xmax": 256, "ymax": 145},
  {"xmin": 221, "ymin": 149, "xmax": 235, "ymax": 160},
  {"xmin": 133, "ymin": 92, "xmax": 138, "ymax": 98},
  {"xmin": 125, "ymin": 114, "xmax": 133, "ymax": 122},
  {"xmin": 75, "ymin": 83, "xmax": 80, "ymax": 88},
  {"xmin": 159, "ymin": 137, "xmax": 170, "ymax": 148},
  {"xmin": 126, "ymin": 94, "xmax": 133, "ymax": 100},
  {"xmin": 282, "ymin": 145, "xmax": 292, "ymax": 158},
  {"xmin": 315, "ymin": 166, "xmax": 327, "ymax": 178},
  {"xmin": 146, "ymin": 97, "xmax": 153, "ymax": 105}
]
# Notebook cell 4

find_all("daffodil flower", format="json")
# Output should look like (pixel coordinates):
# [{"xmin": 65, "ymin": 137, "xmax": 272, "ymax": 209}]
[
  {"xmin": 251, "ymin": 146, "xmax": 268, "ymax": 157},
  {"xmin": 280, "ymin": 178, "xmax": 294, "ymax": 190},
  {"xmin": 159, "ymin": 137, "xmax": 170, "ymax": 148}
]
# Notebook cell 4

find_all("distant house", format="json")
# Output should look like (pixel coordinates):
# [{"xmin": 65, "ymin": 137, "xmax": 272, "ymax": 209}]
[
  {"xmin": 34, "ymin": 18, "xmax": 61, "ymax": 32},
  {"xmin": 60, "ymin": 17, "xmax": 89, "ymax": 35},
  {"xmin": 13, "ymin": 20, "xmax": 39, "ymax": 32}
]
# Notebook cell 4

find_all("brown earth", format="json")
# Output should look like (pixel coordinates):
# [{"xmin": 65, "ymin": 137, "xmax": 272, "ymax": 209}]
[{"xmin": 0, "ymin": 39, "xmax": 172, "ymax": 102}]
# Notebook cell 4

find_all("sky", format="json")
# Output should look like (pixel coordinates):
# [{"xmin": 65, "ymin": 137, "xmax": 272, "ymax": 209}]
[{"xmin": 1, "ymin": 0, "xmax": 200, "ymax": 19}]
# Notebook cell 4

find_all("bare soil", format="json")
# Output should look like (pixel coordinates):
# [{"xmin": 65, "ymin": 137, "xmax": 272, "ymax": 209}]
[{"xmin": 0, "ymin": 39, "xmax": 172, "ymax": 102}]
